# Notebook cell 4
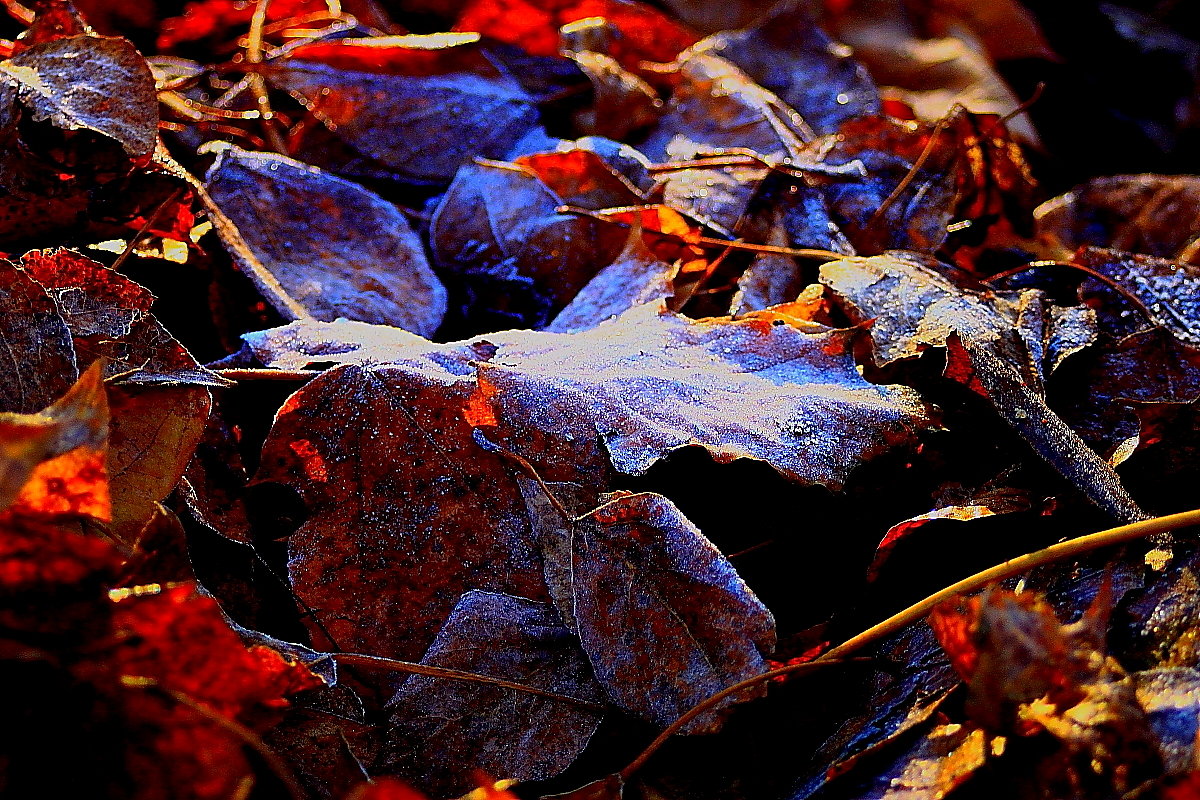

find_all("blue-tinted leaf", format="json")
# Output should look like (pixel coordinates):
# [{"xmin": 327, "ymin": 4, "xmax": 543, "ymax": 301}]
[
  {"xmin": 206, "ymin": 146, "xmax": 447, "ymax": 337},
  {"xmin": 381, "ymin": 591, "xmax": 605, "ymax": 797}
]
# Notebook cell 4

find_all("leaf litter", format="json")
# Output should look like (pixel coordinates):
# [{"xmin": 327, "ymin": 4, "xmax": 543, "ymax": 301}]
[{"xmin": 3, "ymin": 2, "xmax": 1200, "ymax": 800}]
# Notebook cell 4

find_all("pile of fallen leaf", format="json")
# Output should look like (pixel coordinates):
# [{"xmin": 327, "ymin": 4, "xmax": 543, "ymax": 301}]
[{"xmin": 4, "ymin": 0, "xmax": 1200, "ymax": 798}]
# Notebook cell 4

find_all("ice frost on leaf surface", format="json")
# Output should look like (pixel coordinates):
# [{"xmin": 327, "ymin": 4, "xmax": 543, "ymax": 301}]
[
  {"xmin": 257, "ymin": 355, "xmax": 548, "ymax": 661},
  {"xmin": 1074, "ymin": 247, "xmax": 1200, "ymax": 347},
  {"xmin": 820, "ymin": 253, "xmax": 1145, "ymax": 522},
  {"xmin": 0, "ymin": 35, "xmax": 158, "ymax": 158},
  {"xmin": 258, "ymin": 302, "xmax": 932, "ymax": 489},
  {"xmin": 479, "ymin": 302, "xmax": 931, "ymax": 487},
  {"xmin": 265, "ymin": 47, "xmax": 541, "ymax": 185},
  {"xmin": 381, "ymin": 591, "xmax": 605, "ymax": 797},
  {"xmin": 521, "ymin": 482, "xmax": 774, "ymax": 731},
  {"xmin": 205, "ymin": 146, "xmax": 447, "ymax": 336}
]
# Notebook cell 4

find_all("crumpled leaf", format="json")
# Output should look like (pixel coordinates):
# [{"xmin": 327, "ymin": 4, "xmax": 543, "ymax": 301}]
[
  {"xmin": 475, "ymin": 302, "xmax": 931, "ymax": 486},
  {"xmin": 108, "ymin": 583, "xmax": 325, "ymax": 800},
  {"xmin": 1, "ymin": 34, "xmax": 158, "ymax": 159},
  {"xmin": 205, "ymin": 145, "xmax": 447, "ymax": 336},
  {"xmin": 1035, "ymin": 175, "xmax": 1200, "ymax": 263},
  {"xmin": 266, "ymin": 42, "xmax": 541, "ymax": 185},
  {"xmin": 930, "ymin": 587, "xmax": 1163, "ymax": 792},
  {"xmin": 380, "ymin": 590, "xmax": 605, "ymax": 797},
  {"xmin": 820, "ymin": 252, "xmax": 1145, "ymax": 522},
  {"xmin": 687, "ymin": 0, "xmax": 881, "ymax": 136},
  {"xmin": 520, "ymin": 482, "xmax": 774, "ymax": 731},
  {"xmin": 0, "ymin": 361, "xmax": 107, "ymax": 518}
]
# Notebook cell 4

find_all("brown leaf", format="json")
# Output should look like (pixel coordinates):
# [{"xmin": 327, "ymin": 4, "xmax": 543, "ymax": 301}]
[
  {"xmin": 0, "ymin": 257, "xmax": 77, "ymax": 414},
  {"xmin": 521, "ymin": 482, "xmax": 774, "ymax": 731},
  {"xmin": 379, "ymin": 590, "xmax": 605, "ymax": 796},
  {"xmin": 19, "ymin": 249, "xmax": 218, "ymax": 542}
]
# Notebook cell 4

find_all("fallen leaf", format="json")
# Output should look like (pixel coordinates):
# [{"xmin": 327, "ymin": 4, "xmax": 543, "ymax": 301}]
[
  {"xmin": 1, "ymin": 34, "xmax": 158, "ymax": 159},
  {"xmin": 430, "ymin": 158, "xmax": 623, "ymax": 330},
  {"xmin": 380, "ymin": 590, "xmax": 605, "ymax": 797},
  {"xmin": 688, "ymin": 0, "xmax": 881, "ymax": 136},
  {"xmin": 0, "ymin": 257, "xmax": 77, "ymax": 413},
  {"xmin": 205, "ymin": 145, "xmax": 447, "ymax": 336},
  {"xmin": 267, "ymin": 42, "xmax": 542, "ymax": 184},
  {"xmin": 452, "ymin": 0, "xmax": 699, "ymax": 70},
  {"xmin": 520, "ymin": 482, "xmax": 774, "ymax": 731},
  {"xmin": 1075, "ymin": 246, "xmax": 1200, "ymax": 347},
  {"xmin": 820, "ymin": 252, "xmax": 1145, "ymax": 521}
]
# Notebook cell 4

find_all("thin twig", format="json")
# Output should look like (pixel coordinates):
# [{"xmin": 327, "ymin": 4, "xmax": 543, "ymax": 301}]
[
  {"xmin": 982, "ymin": 259, "xmax": 1157, "ymax": 323},
  {"xmin": 819, "ymin": 507, "xmax": 1200, "ymax": 662},
  {"xmin": 619, "ymin": 658, "xmax": 869, "ymax": 780},
  {"xmin": 111, "ymin": 188, "xmax": 186, "ymax": 273},
  {"xmin": 332, "ymin": 652, "xmax": 608, "ymax": 713},
  {"xmin": 559, "ymin": 206, "xmax": 845, "ymax": 261},
  {"xmin": 866, "ymin": 111, "xmax": 956, "ymax": 233},
  {"xmin": 246, "ymin": 0, "xmax": 288, "ymax": 154},
  {"xmin": 211, "ymin": 369, "xmax": 319, "ymax": 381}
]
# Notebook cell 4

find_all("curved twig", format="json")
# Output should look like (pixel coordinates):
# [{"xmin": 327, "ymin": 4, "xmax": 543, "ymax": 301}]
[{"xmin": 819, "ymin": 507, "xmax": 1200, "ymax": 662}]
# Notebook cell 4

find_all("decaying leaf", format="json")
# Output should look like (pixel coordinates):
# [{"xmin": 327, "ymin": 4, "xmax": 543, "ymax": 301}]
[
  {"xmin": 267, "ymin": 41, "xmax": 541, "ymax": 184},
  {"xmin": 521, "ymin": 481, "xmax": 774, "ymax": 731},
  {"xmin": 1035, "ymin": 175, "xmax": 1200, "ymax": 263}
]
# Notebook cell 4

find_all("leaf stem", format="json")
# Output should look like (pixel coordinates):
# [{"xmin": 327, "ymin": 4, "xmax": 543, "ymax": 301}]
[
  {"xmin": 617, "ymin": 507, "xmax": 1200, "ymax": 782},
  {"xmin": 618, "ymin": 659, "xmax": 869, "ymax": 780}
]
